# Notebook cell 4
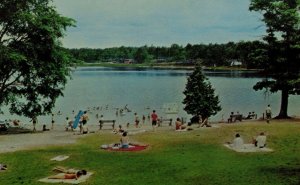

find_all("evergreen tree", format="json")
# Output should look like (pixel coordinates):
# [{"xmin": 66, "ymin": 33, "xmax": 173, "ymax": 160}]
[
  {"xmin": 250, "ymin": 0, "xmax": 300, "ymax": 118},
  {"xmin": 183, "ymin": 63, "xmax": 221, "ymax": 119}
]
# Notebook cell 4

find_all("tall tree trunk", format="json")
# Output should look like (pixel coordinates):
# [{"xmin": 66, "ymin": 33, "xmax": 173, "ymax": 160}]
[{"xmin": 276, "ymin": 89, "xmax": 289, "ymax": 119}]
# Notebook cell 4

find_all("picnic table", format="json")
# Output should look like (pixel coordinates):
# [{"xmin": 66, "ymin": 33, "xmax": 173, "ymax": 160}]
[
  {"xmin": 158, "ymin": 118, "xmax": 172, "ymax": 126},
  {"xmin": 99, "ymin": 120, "xmax": 116, "ymax": 130}
]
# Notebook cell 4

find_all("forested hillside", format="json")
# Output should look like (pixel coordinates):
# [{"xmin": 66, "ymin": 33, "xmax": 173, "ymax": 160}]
[{"xmin": 67, "ymin": 41, "xmax": 266, "ymax": 69}]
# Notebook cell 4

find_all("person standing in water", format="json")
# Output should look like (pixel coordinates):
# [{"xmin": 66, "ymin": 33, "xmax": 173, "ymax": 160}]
[{"xmin": 134, "ymin": 113, "xmax": 140, "ymax": 128}]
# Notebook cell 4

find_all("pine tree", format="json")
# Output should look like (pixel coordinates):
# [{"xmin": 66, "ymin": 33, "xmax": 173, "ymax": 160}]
[
  {"xmin": 183, "ymin": 63, "xmax": 221, "ymax": 119},
  {"xmin": 250, "ymin": 0, "xmax": 300, "ymax": 118}
]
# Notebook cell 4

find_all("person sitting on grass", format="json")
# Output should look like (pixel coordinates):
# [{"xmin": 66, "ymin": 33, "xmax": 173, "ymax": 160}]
[
  {"xmin": 199, "ymin": 116, "xmax": 211, "ymax": 127},
  {"xmin": 231, "ymin": 133, "xmax": 244, "ymax": 149},
  {"xmin": 245, "ymin": 112, "xmax": 252, "ymax": 119},
  {"xmin": 175, "ymin": 118, "xmax": 186, "ymax": 130},
  {"xmin": 120, "ymin": 132, "xmax": 129, "ymax": 148},
  {"xmin": 253, "ymin": 132, "xmax": 267, "ymax": 148},
  {"xmin": 48, "ymin": 170, "xmax": 87, "ymax": 180}
]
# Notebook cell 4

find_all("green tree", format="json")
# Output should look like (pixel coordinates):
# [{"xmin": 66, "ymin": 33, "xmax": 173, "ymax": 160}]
[
  {"xmin": 170, "ymin": 44, "xmax": 186, "ymax": 61},
  {"xmin": 236, "ymin": 41, "xmax": 267, "ymax": 69},
  {"xmin": 0, "ymin": 0, "xmax": 75, "ymax": 127},
  {"xmin": 250, "ymin": 0, "xmax": 300, "ymax": 118},
  {"xmin": 183, "ymin": 63, "xmax": 221, "ymax": 120},
  {"xmin": 134, "ymin": 46, "xmax": 151, "ymax": 63}
]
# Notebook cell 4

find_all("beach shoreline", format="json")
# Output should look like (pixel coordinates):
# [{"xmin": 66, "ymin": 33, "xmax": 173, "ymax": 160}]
[
  {"xmin": 0, "ymin": 123, "xmax": 161, "ymax": 153},
  {"xmin": 0, "ymin": 118, "xmax": 299, "ymax": 154},
  {"xmin": 0, "ymin": 124, "xmax": 105, "ymax": 154}
]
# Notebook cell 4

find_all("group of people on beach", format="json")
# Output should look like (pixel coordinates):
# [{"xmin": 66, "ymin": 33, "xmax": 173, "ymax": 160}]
[
  {"xmin": 174, "ymin": 114, "xmax": 212, "ymax": 131},
  {"xmin": 227, "ymin": 104, "xmax": 272, "ymax": 123},
  {"xmin": 64, "ymin": 111, "xmax": 89, "ymax": 134},
  {"xmin": 3, "ymin": 102, "xmax": 273, "ymax": 136},
  {"xmin": 107, "ymin": 109, "xmax": 160, "ymax": 149}
]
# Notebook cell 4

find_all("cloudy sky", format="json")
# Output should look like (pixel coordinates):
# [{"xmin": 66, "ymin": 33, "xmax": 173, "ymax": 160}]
[{"xmin": 53, "ymin": 0, "xmax": 265, "ymax": 49}]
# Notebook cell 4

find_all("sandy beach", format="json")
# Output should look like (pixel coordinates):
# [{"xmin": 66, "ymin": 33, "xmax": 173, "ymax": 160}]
[
  {"xmin": 0, "ymin": 128, "xmax": 79, "ymax": 154},
  {"xmin": 0, "ymin": 121, "xmax": 221, "ymax": 154},
  {"xmin": 0, "ymin": 122, "xmax": 160, "ymax": 153},
  {"xmin": 0, "ymin": 124, "xmax": 103, "ymax": 154}
]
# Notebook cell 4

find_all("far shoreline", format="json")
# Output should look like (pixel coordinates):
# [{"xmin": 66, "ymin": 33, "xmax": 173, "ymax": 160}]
[{"xmin": 76, "ymin": 62, "xmax": 261, "ymax": 71}]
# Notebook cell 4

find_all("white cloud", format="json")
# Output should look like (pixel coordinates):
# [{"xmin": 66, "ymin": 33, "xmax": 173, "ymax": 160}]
[{"xmin": 54, "ymin": 0, "xmax": 265, "ymax": 48}]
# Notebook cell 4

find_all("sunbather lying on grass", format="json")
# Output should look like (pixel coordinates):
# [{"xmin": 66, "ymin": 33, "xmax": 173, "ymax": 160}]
[
  {"xmin": 49, "ymin": 169, "xmax": 87, "ymax": 180},
  {"xmin": 53, "ymin": 166, "xmax": 81, "ymax": 174}
]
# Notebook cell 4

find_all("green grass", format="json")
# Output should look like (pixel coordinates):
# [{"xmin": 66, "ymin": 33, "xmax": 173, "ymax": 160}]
[{"xmin": 0, "ymin": 120, "xmax": 299, "ymax": 185}]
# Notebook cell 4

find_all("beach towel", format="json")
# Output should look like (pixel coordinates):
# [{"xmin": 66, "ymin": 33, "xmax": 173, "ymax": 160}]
[
  {"xmin": 175, "ymin": 127, "xmax": 194, "ymax": 131},
  {"xmin": 38, "ymin": 172, "xmax": 93, "ymax": 184},
  {"xmin": 102, "ymin": 144, "xmax": 148, "ymax": 152},
  {"xmin": 224, "ymin": 144, "xmax": 273, "ymax": 153},
  {"xmin": 50, "ymin": 155, "xmax": 69, "ymax": 161}
]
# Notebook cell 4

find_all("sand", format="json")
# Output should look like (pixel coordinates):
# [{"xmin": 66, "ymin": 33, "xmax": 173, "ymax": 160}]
[
  {"xmin": 0, "ymin": 122, "xmax": 220, "ymax": 154},
  {"xmin": 0, "ymin": 124, "xmax": 99, "ymax": 153}
]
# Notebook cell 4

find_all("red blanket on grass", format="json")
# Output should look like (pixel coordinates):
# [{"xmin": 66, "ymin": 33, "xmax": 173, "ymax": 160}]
[{"xmin": 106, "ymin": 144, "xmax": 148, "ymax": 152}]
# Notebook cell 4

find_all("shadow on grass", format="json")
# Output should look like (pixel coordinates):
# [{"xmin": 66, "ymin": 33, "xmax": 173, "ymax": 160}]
[
  {"xmin": 0, "ymin": 127, "xmax": 33, "ymax": 135},
  {"xmin": 260, "ymin": 165, "xmax": 300, "ymax": 185}
]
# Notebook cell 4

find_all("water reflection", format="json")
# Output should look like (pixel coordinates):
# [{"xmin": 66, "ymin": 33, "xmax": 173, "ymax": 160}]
[
  {"xmin": 204, "ymin": 69, "xmax": 262, "ymax": 78},
  {"xmin": 75, "ymin": 67, "xmax": 262, "ymax": 78},
  {"xmin": 76, "ymin": 67, "xmax": 189, "ymax": 77}
]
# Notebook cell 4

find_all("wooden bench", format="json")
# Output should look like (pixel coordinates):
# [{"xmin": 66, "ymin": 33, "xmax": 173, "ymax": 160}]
[
  {"xmin": 99, "ymin": 120, "xmax": 116, "ymax": 130},
  {"xmin": 228, "ymin": 114, "xmax": 243, "ymax": 123},
  {"xmin": 158, "ymin": 118, "xmax": 172, "ymax": 126}
]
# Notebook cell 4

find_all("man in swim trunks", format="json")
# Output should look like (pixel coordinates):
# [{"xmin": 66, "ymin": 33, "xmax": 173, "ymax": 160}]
[{"xmin": 151, "ymin": 110, "xmax": 158, "ymax": 131}]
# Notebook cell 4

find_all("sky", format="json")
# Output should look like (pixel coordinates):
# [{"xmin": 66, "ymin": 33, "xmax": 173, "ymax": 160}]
[{"xmin": 53, "ymin": 0, "xmax": 266, "ymax": 49}]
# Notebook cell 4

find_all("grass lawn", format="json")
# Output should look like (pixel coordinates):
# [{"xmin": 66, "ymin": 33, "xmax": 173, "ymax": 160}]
[{"xmin": 0, "ymin": 120, "xmax": 299, "ymax": 185}]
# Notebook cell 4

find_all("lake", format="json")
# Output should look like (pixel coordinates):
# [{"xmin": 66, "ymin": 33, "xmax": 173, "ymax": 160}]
[{"xmin": 3, "ymin": 67, "xmax": 300, "ymax": 125}]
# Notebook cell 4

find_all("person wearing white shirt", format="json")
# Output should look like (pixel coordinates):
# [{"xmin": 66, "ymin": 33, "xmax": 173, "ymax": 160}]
[
  {"xmin": 232, "ymin": 133, "xmax": 244, "ymax": 149},
  {"xmin": 255, "ymin": 132, "xmax": 267, "ymax": 148}
]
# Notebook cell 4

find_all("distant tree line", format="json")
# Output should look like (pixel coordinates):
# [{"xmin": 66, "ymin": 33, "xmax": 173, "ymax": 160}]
[{"xmin": 66, "ymin": 41, "xmax": 267, "ymax": 69}]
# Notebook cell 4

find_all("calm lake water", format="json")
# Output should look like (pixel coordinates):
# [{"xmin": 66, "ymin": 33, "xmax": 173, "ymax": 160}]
[{"xmin": 3, "ymin": 67, "xmax": 300, "ymax": 125}]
